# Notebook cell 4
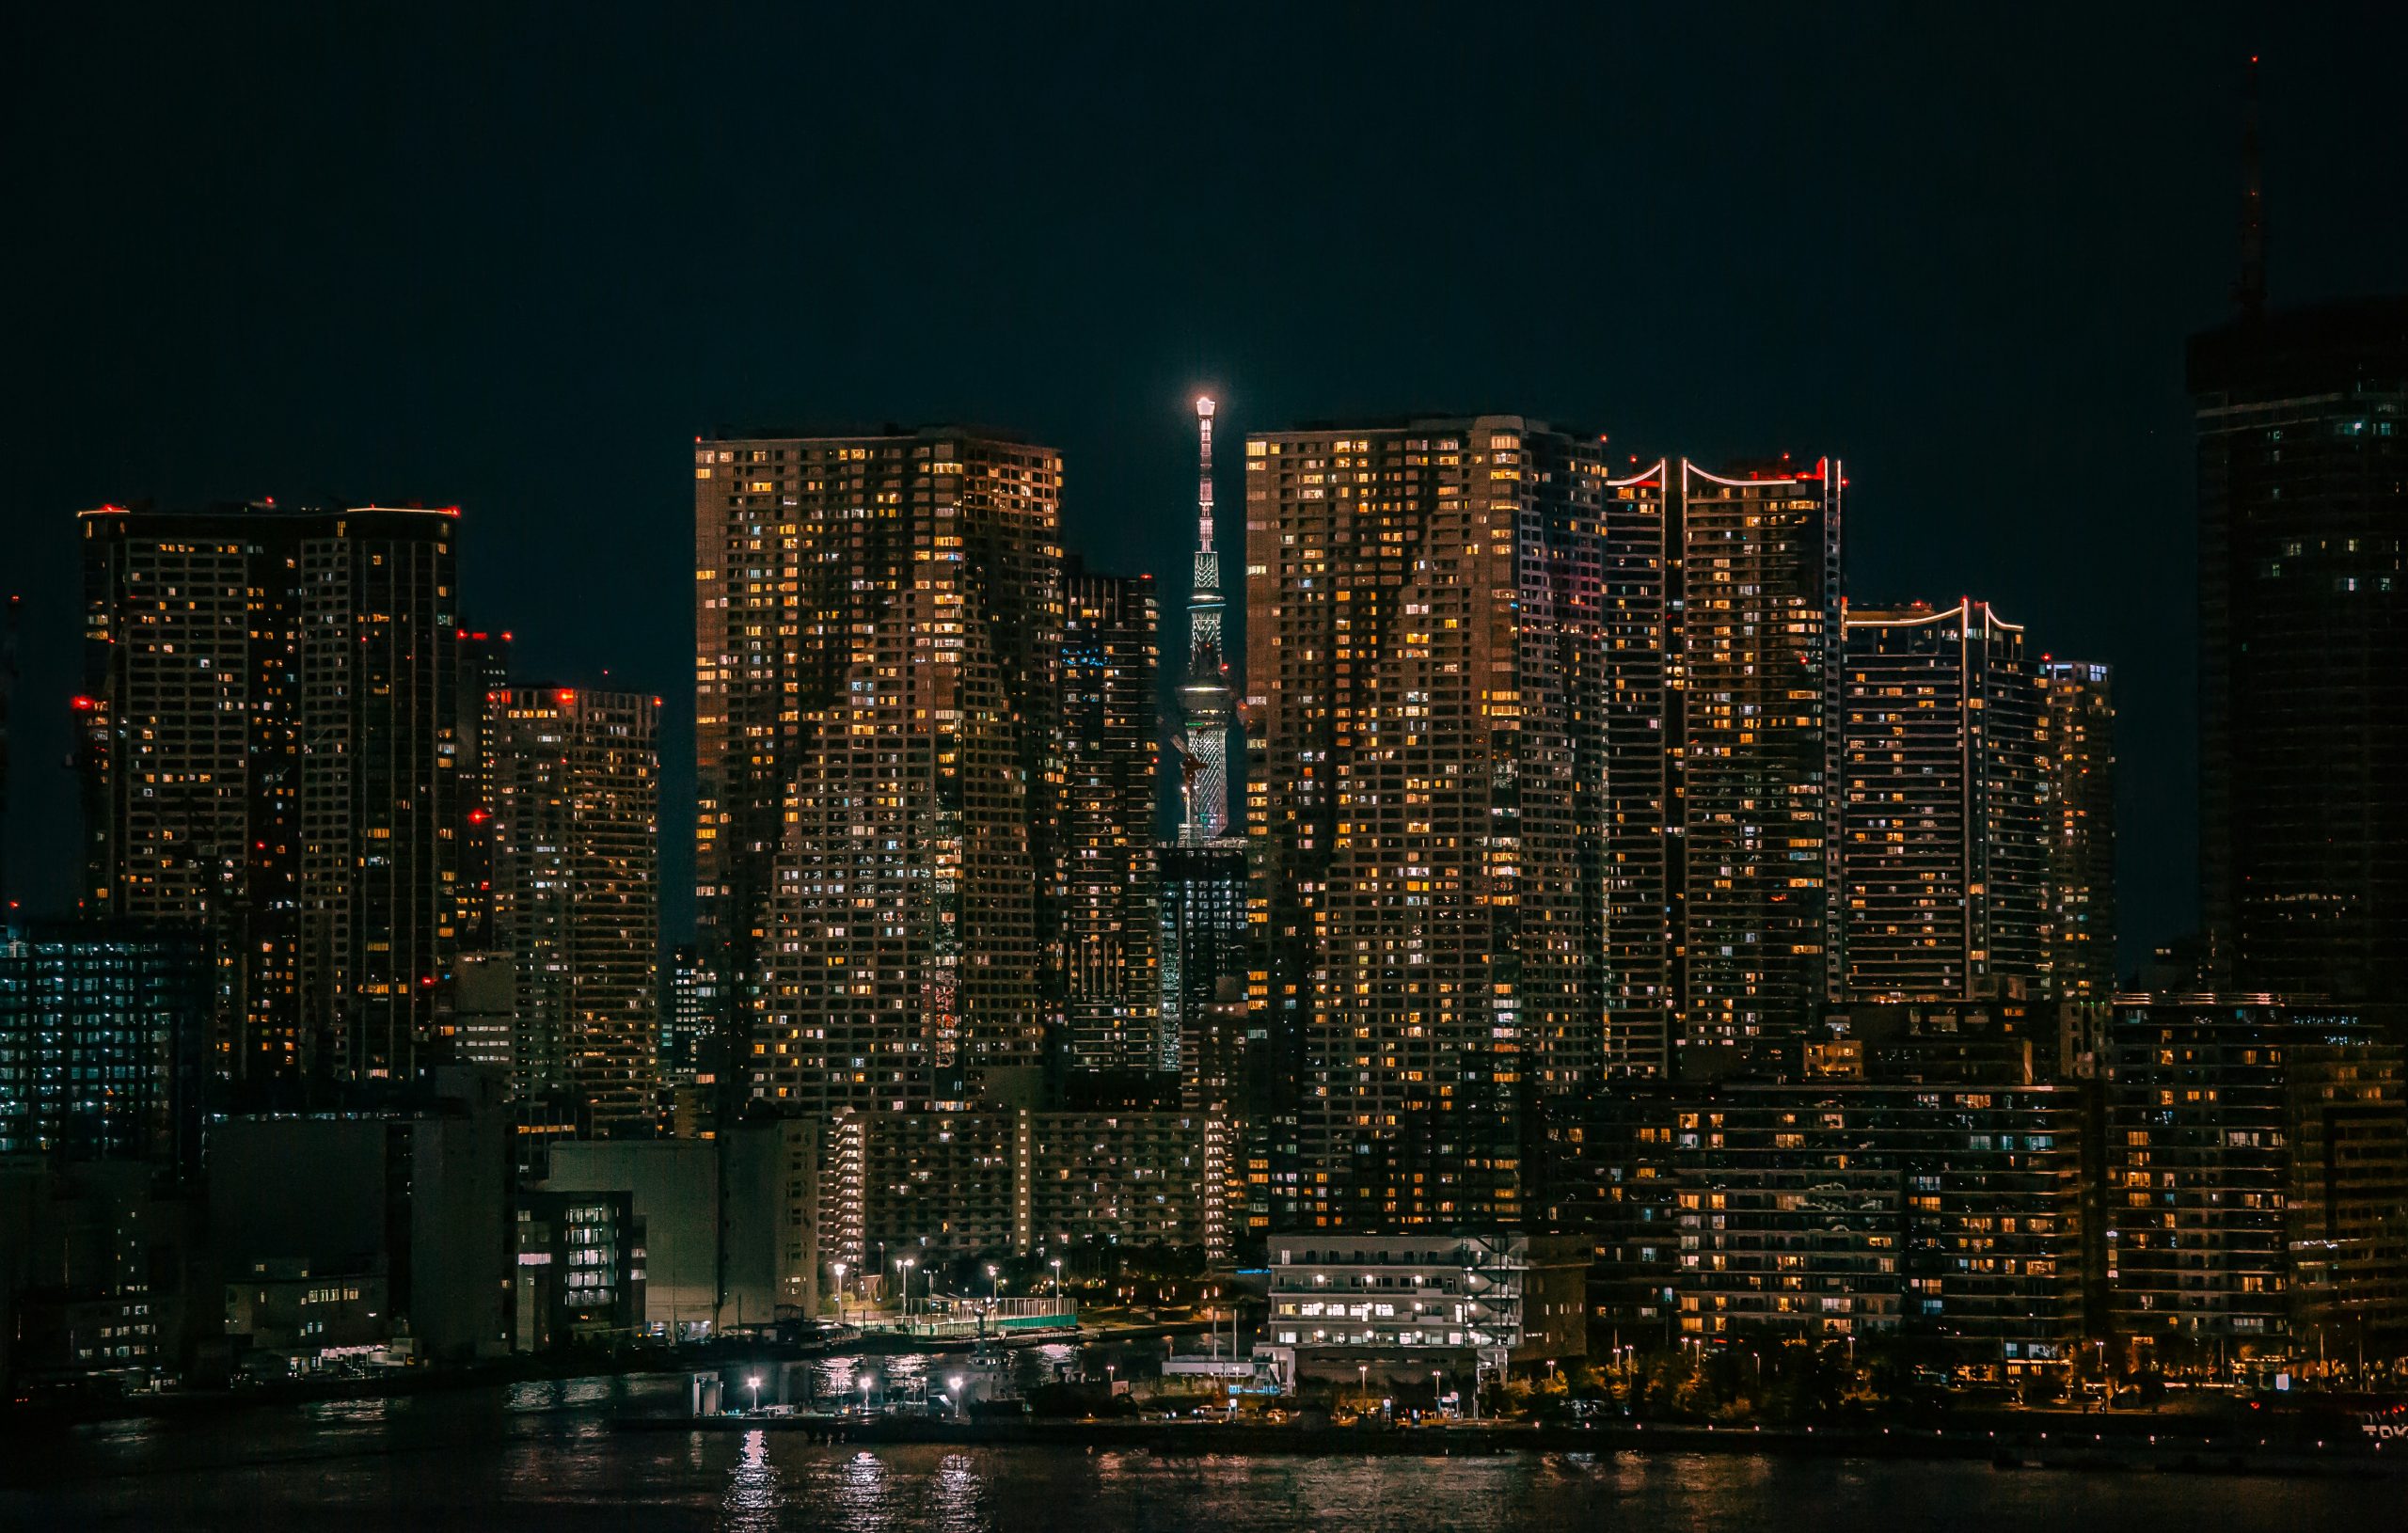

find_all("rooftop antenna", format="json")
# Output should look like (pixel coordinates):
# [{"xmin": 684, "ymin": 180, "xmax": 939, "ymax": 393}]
[{"xmin": 2234, "ymin": 55, "xmax": 2267, "ymax": 320}]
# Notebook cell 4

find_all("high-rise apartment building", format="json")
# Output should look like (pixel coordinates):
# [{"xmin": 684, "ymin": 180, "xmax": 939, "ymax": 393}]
[
  {"xmin": 1595, "ymin": 463, "xmax": 1678, "ymax": 1078},
  {"xmin": 452, "ymin": 629, "xmax": 514, "ymax": 951},
  {"xmin": 1055, "ymin": 560, "xmax": 1162, "ymax": 1074},
  {"xmin": 2191, "ymin": 296, "xmax": 2408, "ymax": 1006},
  {"xmin": 693, "ymin": 429, "xmax": 1062, "ymax": 1115},
  {"xmin": 487, "ymin": 686, "xmax": 660, "ymax": 1133},
  {"xmin": 1671, "ymin": 460, "xmax": 1845, "ymax": 1069},
  {"xmin": 1837, "ymin": 600, "xmax": 2044, "ymax": 1002},
  {"xmin": 1245, "ymin": 417, "xmax": 1609, "ymax": 1229},
  {"xmin": 77, "ymin": 503, "xmax": 465, "ymax": 1085},
  {"xmin": 2036, "ymin": 659, "xmax": 2117, "ymax": 1000}
]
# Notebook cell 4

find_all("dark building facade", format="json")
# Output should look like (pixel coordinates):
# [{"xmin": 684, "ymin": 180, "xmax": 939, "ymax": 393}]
[
  {"xmin": 0, "ymin": 919, "xmax": 212, "ymax": 1171},
  {"xmin": 77, "ymin": 503, "xmax": 466, "ymax": 1087},
  {"xmin": 1054, "ymin": 561, "xmax": 1162, "ymax": 1075},
  {"xmin": 2036, "ymin": 660, "xmax": 2117, "ymax": 1001},
  {"xmin": 2191, "ymin": 297, "xmax": 2408, "ymax": 1007}
]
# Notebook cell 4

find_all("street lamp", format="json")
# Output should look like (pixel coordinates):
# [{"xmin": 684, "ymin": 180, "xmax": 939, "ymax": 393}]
[
  {"xmin": 987, "ymin": 1263, "xmax": 1000, "ymax": 1304},
  {"xmin": 1433, "ymin": 1369, "xmax": 1444, "ymax": 1414},
  {"xmin": 861, "ymin": 1375, "xmax": 876, "ymax": 1414},
  {"xmin": 897, "ymin": 1256, "xmax": 917, "ymax": 1321},
  {"xmin": 1052, "ymin": 1257, "xmax": 1064, "ymax": 1304},
  {"xmin": 832, "ymin": 1262, "xmax": 847, "ymax": 1324},
  {"xmin": 950, "ymin": 1374, "xmax": 965, "ymax": 1419},
  {"xmin": 748, "ymin": 1373, "xmax": 763, "ymax": 1414}
]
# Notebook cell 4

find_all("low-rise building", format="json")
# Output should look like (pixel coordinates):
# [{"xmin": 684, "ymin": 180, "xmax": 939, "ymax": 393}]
[
  {"xmin": 513, "ymin": 1191, "xmax": 645, "ymax": 1351},
  {"xmin": 223, "ymin": 1260, "xmax": 389, "ymax": 1374},
  {"xmin": 1258, "ymin": 1232, "xmax": 1588, "ymax": 1393},
  {"xmin": 545, "ymin": 1117, "xmax": 815, "ymax": 1337}
]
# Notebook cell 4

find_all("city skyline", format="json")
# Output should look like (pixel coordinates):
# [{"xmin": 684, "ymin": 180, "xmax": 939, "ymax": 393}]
[
  {"xmin": 8, "ymin": 10, "xmax": 2407, "ymax": 978},
  {"xmin": 9, "ymin": 9, "xmax": 2408, "ymax": 1511}
]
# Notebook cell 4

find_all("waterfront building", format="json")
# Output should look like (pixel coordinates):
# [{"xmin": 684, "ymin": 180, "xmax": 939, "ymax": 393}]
[
  {"xmin": 1837, "ymin": 601, "xmax": 2045, "ymax": 1003},
  {"xmin": 512, "ymin": 1190, "xmax": 646, "ymax": 1351},
  {"xmin": 693, "ymin": 429, "xmax": 1061, "ymax": 1114},
  {"xmin": 2036, "ymin": 660, "xmax": 2117, "ymax": 1001},
  {"xmin": 1055, "ymin": 561, "xmax": 1163, "ymax": 1075},
  {"xmin": 2104, "ymin": 996, "xmax": 2408, "ymax": 1355},
  {"xmin": 222, "ymin": 1260, "xmax": 390, "ymax": 1374},
  {"xmin": 0, "ymin": 1162, "xmax": 204, "ymax": 1392},
  {"xmin": 77, "ymin": 502, "xmax": 466, "ymax": 1085},
  {"xmin": 205, "ymin": 1070, "xmax": 513, "ymax": 1366},
  {"xmin": 828, "ymin": 1106, "xmax": 1227, "ymax": 1272},
  {"xmin": 1244, "ymin": 417, "xmax": 1608, "ymax": 1229},
  {"xmin": 485, "ymin": 686, "xmax": 661, "ymax": 1133},
  {"xmin": 0, "ymin": 919, "xmax": 211, "ymax": 1171},
  {"xmin": 2191, "ymin": 290, "xmax": 2408, "ymax": 1008},
  {"xmin": 545, "ymin": 1118, "xmax": 818, "ymax": 1336},
  {"xmin": 1669, "ymin": 1072, "xmax": 2086, "ymax": 1374},
  {"xmin": 1259, "ymin": 1231, "xmax": 1589, "ymax": 1392}
]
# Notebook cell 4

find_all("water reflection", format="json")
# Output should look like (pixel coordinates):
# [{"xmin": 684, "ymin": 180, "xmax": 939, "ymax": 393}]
[{"xmin": 721, "ymin": 1428, "xmax": 779, "ymax": 1532}]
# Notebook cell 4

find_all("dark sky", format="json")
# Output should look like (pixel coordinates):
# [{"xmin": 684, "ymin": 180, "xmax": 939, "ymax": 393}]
[{"xmin": 6, "ymin": 3, "xmax": 2404, "ymax": 969}]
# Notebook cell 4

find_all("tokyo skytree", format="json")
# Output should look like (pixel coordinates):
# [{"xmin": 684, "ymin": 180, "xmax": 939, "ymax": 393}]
[{"xmin": 1177, "ymin": 395, "xmax": 1234, "ymax": 844}]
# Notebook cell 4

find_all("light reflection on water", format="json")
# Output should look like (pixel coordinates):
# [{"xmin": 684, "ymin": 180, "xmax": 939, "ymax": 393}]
[{"xmin": 7, "ymin": 1377, "xmax": 2400, "ymax": 1533}]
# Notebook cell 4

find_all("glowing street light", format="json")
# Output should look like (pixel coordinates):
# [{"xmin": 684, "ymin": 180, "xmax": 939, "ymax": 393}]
[
  {"xmin": 832, "ymin": 1262, "xmax": 848, "ymax": 1324},
  {"xmin": 747, "ymin": 1373, "xmax": 763, "ymax": 1413},
  {"xmin": 861, "ymin": 1375, "xmax": 876, "ymax": 1414}
]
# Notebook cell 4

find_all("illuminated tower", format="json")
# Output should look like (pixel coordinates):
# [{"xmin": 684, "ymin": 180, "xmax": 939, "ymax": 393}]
[
  {"xmin": 1179, "ymin": 396, "xmax": 1235, "ymax": 844},
  {"xmin": 487, "ymin": 686, "xmax": 660, "ymax": 1133}
]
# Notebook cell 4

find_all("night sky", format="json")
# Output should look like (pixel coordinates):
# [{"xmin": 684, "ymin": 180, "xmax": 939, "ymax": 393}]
[{"xmin": 6, "ymin": 4, "xmax": 2404, "ymax": 969}]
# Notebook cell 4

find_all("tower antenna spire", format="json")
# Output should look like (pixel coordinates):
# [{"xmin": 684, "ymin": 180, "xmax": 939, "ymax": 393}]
[
  {"xmin": 1178, "ymin": 394, "xmax": 1234, "ymax": 844},
  {"xmin": 2234, "ymin": 54, "xmax": 2267, "ymax": 320}
]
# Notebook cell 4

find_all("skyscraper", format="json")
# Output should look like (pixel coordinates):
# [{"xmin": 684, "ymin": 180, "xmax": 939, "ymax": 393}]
[
  {"xmin": 77, "ymin": 502, "xmax": 465, "ymax": 1086},
  {"xmin": 2036, "ymin": 659, "xmax": 2116, "ymax": 1000},
  {"xmin": 1837, "ymin": 600, "xmax": 2045, "ymax": 1003},
  {"xmin": 1178, "ymin": 397, "xmax": 1236, "ymax": 844},
  {"xmin": 1671, "ymin": 460, "xmax": 1845, "ymax": 1069},
  {"xmin": 1245, "ymin": 417, "xmax": 1608, "ymax": 1229},
  {"xmin": 452, "ymin": 629, "xmax": 514, "ymax": 951},
  {"xmin": 1160, "ymin": 840, "xmax": 1250, "ymax": 1099},
  {"xmin": 487, "ymin": 686, "xmax": 661, "ymax": 1133},
  {"xmin": 693, "ymin": 429, "xmax": 1062, "ymax": 1115},
  {"xmin": 1595, "ymin": 463, "xmax": 1678, "ymax": 1078},
  {"xmin": 1055, "ymin": 559, "xmax": 1162, "ymax": 1074},
  {"xmin": 2192, "ymin": 295, "xmax": 2408, "ymax": 1005}
]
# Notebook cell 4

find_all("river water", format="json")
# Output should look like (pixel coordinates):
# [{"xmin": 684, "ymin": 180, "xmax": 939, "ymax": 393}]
[{"xmin": 2, "ymin": 1373, "xmax": 2395, "ymax": 1532}]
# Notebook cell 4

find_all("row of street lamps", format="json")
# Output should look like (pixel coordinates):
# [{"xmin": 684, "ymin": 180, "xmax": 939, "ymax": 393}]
[{"xmin": 826, "ymin": 1255, "xmax": 1070, "ymax": 1325}]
